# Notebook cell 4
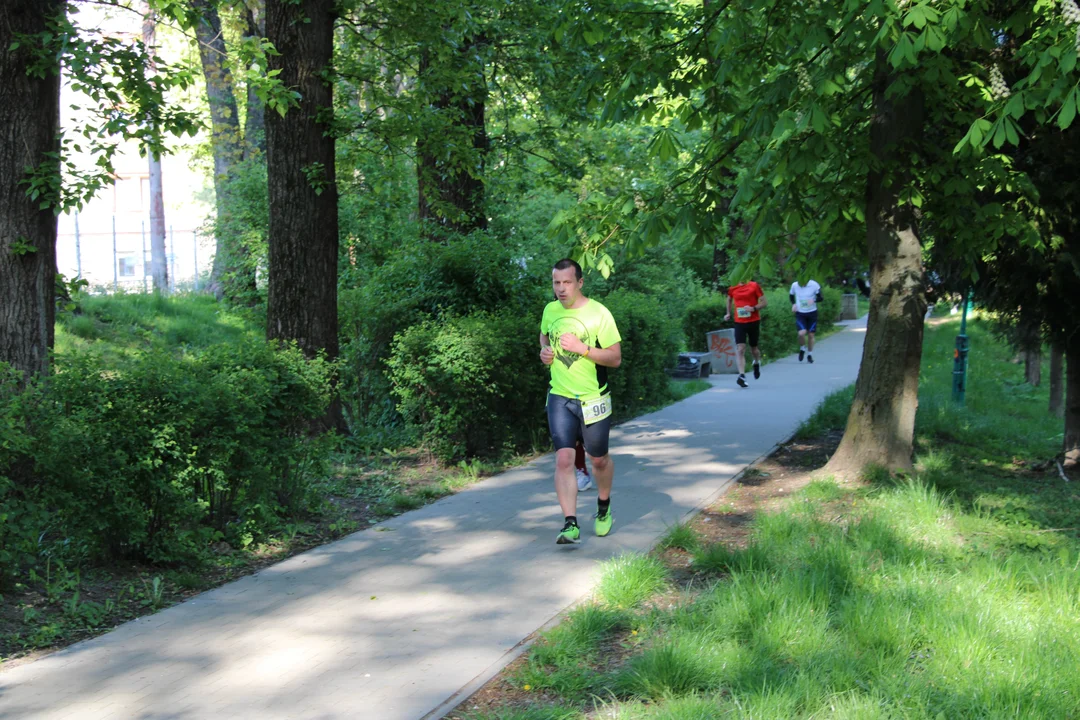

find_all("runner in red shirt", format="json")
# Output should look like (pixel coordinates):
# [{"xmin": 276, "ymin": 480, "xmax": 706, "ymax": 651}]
[{"xmin": 724, "ymin": 280, "xmax": 768, "ymax": 388}]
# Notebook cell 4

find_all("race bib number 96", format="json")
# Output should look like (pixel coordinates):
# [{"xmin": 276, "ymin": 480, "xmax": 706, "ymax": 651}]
[
  {"xmin": 798, "ymin": 298, "xmax": 814, "ymax": 311},
  {"xmin": 581, "ymin": 394, "xmax": 612, "ymax": 425},
  {"xmin": 736, "ymin": 305, "xmax": 753, "ymax": 319}
]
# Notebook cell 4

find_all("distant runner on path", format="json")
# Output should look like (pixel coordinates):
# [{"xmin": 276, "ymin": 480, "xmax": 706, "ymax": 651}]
[
  {"xmin": 790, "ymin": 279, "xmax": 824, "ymax": 363},
  {"xmin": 724, "ymin": 279, "xmax": 767, "ymax": 388},
  {"xmin": 539, "ymin": 259, "xmax": 622, "ymax": 545}
]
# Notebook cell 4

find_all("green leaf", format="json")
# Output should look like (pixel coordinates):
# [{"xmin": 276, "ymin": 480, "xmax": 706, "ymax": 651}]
[
  {"xmin": 1004, "ymin": 117, "xmax": 1020, "ymax": 146},
  {"xmin": 583, "ymin": 28, "xmax": 604, "ymax": 46},
  {"xmin": 1004, "ymin": 93, "xmax": 1024, "ymax": 119},
  {"xmin": 819, "ymin": 79, "xmax": 842, "ymax": 96},
  {"xmin": 1062, "ymin": 50, "xmax": 1078, "ymax": 75},
  {"xmin": 952, "ymin": 127, "xmax": 973, "ymax": 154},
  {"xmin": 905, "ymin": 6, "xmax": 927, "ymax": 29},
  {"xmin": 1058, "ymin": 88, "xmax": 1078, "ymax": 130},
  {"xmin": 758, "ymin": 253, "xmax": 775, "ymax": 277},
  {"xmin": 991, "ymin": 119, "xmax": 1006, "ymax": 149}
]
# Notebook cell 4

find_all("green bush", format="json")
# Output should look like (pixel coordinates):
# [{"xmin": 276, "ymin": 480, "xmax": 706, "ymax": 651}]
[
  {"xmin": 0, "ymin": 364, "xmax": 47, "ymax": 588},
  {"xmin": 339, "ymin": 232, "xmax": 547, "ymax": 432},
  {"xmin": 387, "ymin": 310, "xmax": 550, "ymax": 460},
  {"xmin": 0, "ymin": 342, "xmax": 333, "ymax": 582},
  {"xmin": 588, "ymin": 244, "xmax": 708, "ymax": 329},
  {"xmin": 603, "ymin": 290, "xmax": 683, "ymax": 419},
  {"xmin": 682, "ymin": 293, "xmax": 728, "ymax": 352},
  {"xmin": 682, "ymin": 286, "xmax": 843, "ymax": 361}
]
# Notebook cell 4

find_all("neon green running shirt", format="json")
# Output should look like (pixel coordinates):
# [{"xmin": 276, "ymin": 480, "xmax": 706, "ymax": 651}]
[{"xmin": 540, "ymin": 298, "xmax": 622, "ymax": 401}]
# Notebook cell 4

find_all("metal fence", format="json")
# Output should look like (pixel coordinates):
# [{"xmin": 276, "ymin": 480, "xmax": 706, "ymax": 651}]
[{"xmin": 57, "ymin": 213, "xmax": 213, "ymax": 293}]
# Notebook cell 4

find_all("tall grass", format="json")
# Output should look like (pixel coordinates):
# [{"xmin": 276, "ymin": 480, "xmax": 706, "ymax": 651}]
[{"xmin": 55, "ymin": 292, "xmax": 260, "ymax": 357}]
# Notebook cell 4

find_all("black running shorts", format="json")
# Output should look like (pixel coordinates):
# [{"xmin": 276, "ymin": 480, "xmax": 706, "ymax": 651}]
[
  {"xmin": 733, "ymin": 320, "xmax": 760, "ymax": 347},
  {"xmin": 547, "ymin": 392, "xmax": 611, "ymax": 457},
  {"xmin": 795, "ymin": 311, "xmax": 818, "ymax": 333}
]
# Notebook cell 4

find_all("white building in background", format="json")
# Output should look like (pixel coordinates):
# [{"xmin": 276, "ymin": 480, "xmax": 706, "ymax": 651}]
[
  {"xmin": 55, "ymin": 6, "xmax": 213, "ymax": 293},
  {"xmin": 56, "ymin": 150, "xmax": 213, "ymax": 293}
]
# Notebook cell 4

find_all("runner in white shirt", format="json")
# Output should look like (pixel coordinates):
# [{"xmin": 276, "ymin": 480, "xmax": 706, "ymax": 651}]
[{"xmin": 789, "ymin": 280, "xmax": 823, "ymax": 363}]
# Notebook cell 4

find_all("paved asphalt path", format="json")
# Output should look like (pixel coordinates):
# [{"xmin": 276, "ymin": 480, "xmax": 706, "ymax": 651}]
[{"xmin": 0, "ymin": 318, "xmax": 866, "ymax": 720}]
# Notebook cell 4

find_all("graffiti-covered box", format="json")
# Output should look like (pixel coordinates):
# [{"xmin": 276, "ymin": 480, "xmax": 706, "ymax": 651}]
[{"xmin": 705, "ymin": 328, "xmax": 739, "ymax": 374}]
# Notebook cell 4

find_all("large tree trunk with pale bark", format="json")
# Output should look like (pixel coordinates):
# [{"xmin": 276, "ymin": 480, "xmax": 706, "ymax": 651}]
[
  {"xmin": 191, "ymin": 0, "xmax": 257, "ymax": 300},
  {"xmin": 265, "ymin": 0, "xmax": 344, "ymax": 431},
  {"xmin": 416, "ymin": 40, "xmax": 489, "ymax": 236},
  {"xmin": 144, "ymin": 11, "xmax": 170, "ymax": 293},
  {"xmin": 0, "ymin": 0, "xmax": 62, "ymax": 382},
  {"xmin": 147, "ymin": 152, "xmax": 169, "ymax": 292},
  {"xmin": 1065, "ymin": 335, "xmax": 1080, "ymax": 469},
  {"xmin": 826, "ymin": 54, "xmax": 926, "ymax": 475},
  {"xmin": 242, "ymin": 0, "xmax": 266, "ymax": 157}
]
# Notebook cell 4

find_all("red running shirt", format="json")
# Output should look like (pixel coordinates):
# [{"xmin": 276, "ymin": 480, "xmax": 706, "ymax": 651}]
[{"xmin": 728, "ymin": 282, "xmax": 764, "ymax": 323}]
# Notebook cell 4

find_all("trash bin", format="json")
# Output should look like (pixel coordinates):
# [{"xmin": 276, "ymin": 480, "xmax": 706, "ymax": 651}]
[
  {"xmin": 705, "ymin": 328, "xmax": 739, "ymax": 374},
  {"xmin": 674, "ymin": 352, "xmax": 712, "ymax": 378},
  {"xmin": 841, "ymin": 293, "xmax": 858, "ymax": 320}
]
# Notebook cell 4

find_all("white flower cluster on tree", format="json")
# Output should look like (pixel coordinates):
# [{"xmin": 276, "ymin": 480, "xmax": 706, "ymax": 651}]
[
  {"xmin": 1063, "ymin": 0, "xmax": 1080, "ymax": 24},
  {"xmin": 1063, "ymin": 0, "xmax": 1080, "ymax": 51},
  {"xmin": 797, "ymin": 66, "xmax": 812, "ymax": 94},
  {"xmin": 989, "ymin": 64, "xmax": 1011, "ymax": 100}
]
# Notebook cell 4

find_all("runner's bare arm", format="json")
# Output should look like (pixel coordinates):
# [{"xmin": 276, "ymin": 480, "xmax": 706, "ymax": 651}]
[
  {"xmin": 756, "ymin": 295, "xmax": 768, "ymax": 310},
  {"xmin": 724, "ymin": 296, "xmax": 733, "ymax": 322}
]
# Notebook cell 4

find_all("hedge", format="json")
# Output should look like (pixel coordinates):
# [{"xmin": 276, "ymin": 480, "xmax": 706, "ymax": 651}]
[{"xmin": 0, "ymin": 342, "xmax": 334, "ymax": 584}]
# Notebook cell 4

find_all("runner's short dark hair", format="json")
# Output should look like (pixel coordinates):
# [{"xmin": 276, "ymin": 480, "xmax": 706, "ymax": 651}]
[{"xmin": 553, "ymin": 258, "xmax": 583, "ymax": 280}]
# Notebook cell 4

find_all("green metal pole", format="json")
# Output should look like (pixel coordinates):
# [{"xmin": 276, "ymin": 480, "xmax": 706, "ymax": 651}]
[{"xmin": 952, "ymin": 291, "xmax": 971, "ymax": 404}]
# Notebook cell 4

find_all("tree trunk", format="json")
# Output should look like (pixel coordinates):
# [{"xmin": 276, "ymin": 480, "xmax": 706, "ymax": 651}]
[
  {"xmin": 1049, "ymin": 344, "xmax": 1064, "ymax": 418},
  {"xmin": 1025, "ymin": 348, "xmax": 1042, "ymax": 386},
  {"xmin": 415, "ymin": 39, "xmax": 489, "ymax": 236},
  {"xmin": 191, "ymin": 0, "xmax": 254, "ymax": 300},
  {"xmin": 1065, "ymin": 334, "xmax": 1080, "ymax": 469},
  {"xmin": 143, "ymin": 11, "xmax": 170, "ymax": 293},
  {"xmin": 265, "ymin": 0, "xmax": 345, "ymax": 431},
  {"xmin": 242, "ymin": 0, "xmax": 266, "ymax": 157},
  {"xmin": 147, "ymin": 153, "xmax": 169, "ymax": 292},
  {"xmin": 0, "ymin": 0, "xmax": 62, "ymax": 382},
  {"xmin": 826, "ymin": 52, "xmax": 926, "ymax": 476}
]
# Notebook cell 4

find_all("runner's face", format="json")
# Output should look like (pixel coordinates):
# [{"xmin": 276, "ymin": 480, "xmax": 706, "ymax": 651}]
[{"xmin": 552, "ymin": 267, "xmax": 583, "ymax": 306}]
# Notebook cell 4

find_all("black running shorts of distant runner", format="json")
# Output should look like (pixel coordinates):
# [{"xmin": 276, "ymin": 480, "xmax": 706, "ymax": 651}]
[
  {"xmin": 733, "ymin": 320, "xmax": 760, "ymax": 348},
  {"xmin": 547, "ymin": 392, "xmax": 611, "ymax": 457},
  {"xmin": 795, "ymin": 311, "xmax": 818, "ymax": 333}
]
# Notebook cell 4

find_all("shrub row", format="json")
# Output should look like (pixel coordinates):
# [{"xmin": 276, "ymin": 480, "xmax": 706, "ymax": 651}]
[
  {"xmin": 0, "ymin": 342, "xmax": 333, "ymax": 585},
  {"xmin": 683, "ymin": 286, "xmax": 843, "ymax": 360}
]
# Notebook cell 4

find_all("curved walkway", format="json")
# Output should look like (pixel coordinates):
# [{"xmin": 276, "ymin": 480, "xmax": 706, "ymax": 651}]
[{"xmin": 0, "ymin": 319, "xmax": 866, "ymax": 720}]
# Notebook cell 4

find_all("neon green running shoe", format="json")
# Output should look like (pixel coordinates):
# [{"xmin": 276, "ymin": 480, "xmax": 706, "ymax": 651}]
[
  {"xmin": 556, "ymin": 520, "xmax": 581, "ymax": 544},
  {"xmin": 594, "ymin": 508, "xmax": 613, "ymax": 537}
]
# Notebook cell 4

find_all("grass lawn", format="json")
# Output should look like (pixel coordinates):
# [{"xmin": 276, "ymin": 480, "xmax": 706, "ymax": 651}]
[
  {"xmin": 55, "ymin": 292, "xmax": 262, "ymax": 357},
  {"xmin": 454, "ymin": 316, "xmax": 1079, "ymax": 720}
]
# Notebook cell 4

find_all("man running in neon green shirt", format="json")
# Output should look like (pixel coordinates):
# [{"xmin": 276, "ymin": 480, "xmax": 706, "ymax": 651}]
[{"xmin": 539, "ymin": 258, "xmax": 623, "ymax": 544}]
